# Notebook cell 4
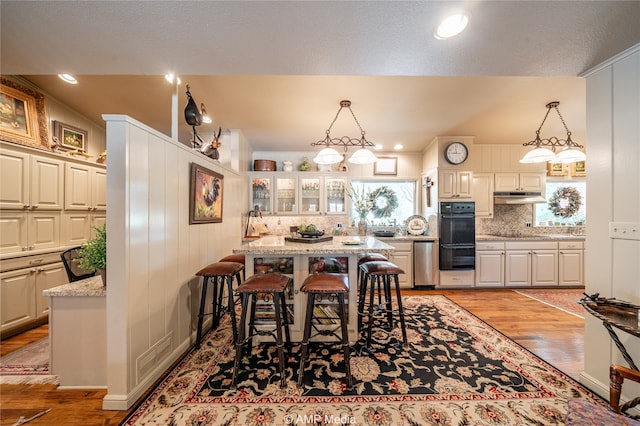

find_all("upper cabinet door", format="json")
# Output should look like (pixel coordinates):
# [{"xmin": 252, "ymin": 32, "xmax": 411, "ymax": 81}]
[
  {"xmin": 250, "ymin": 175, "xmax": 273, "ymax": 214},
  {"xmin": 519, "ymin": 173, "xmax": 545, "ymax": 192},
  {"xmin": 64, "ymin": 163, "xmax": 92, "ymax": 211},
  {"xmin": 298, "ymin": 176, "xmax": 321, "ymax": 215},
  {"xmin": 92, "ymin": 168, "xmax": 107, "ymax": 211},
  {"xmin": 275, "ymin": 175, "xmax": 299, "ymax": 215},
  {"xmin": 0, "ymin": 149, "xmax": 29, "ymax": 209},
  {"xmin": 324, "ymin": 176, "xmax": 347, "ymax": 215},
  {"xmin": 30, "ymin": 155, "xmax": 64, "ymax": 210}
]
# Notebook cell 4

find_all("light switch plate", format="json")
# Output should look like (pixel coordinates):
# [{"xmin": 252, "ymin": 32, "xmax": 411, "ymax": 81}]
[{"xmin": 609, "ymin": 222, "xmax": 640, "ymax": 241}]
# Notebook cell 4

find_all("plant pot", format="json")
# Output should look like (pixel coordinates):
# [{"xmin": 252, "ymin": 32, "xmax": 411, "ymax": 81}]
[{"xmin": 99, "ymin": 269, "xmax": 107, "ymax": 286}]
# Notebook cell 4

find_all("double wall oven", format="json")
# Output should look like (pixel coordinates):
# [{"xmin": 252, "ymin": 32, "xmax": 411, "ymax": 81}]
[{"xmin": 439, "ymin": 201, "xmax": 475, "ymax": 271}]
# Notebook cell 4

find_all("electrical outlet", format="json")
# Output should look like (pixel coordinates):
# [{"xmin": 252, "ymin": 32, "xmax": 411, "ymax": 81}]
[
  {"xmin": 609, "ymin": 222, "xmax": 640, "ymax": 241},
  {"xmin": 525, "ymin": 222, "xmax": 532, "ymax": 228}
]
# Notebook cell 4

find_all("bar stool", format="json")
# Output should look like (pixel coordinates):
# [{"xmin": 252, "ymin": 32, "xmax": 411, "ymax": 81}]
[
  {"xmin": 194, "ymin": 261, "xmax": 244, "ymax": 349},
  {"xmin": 219, "ymin": 254, "xmax": 246, "ymax": 280},
  {"xmin": 357, "ymin": 253, "xmax": 388, "ymax": 310},
  {"xmin": 297, "ymin": 273, "xmax": 352, "ymax": 389},
  {"xmin": 232, "ymin": 273, "xmax": 292, "ymax": 388},
  {"xmin": 358, "ymin": 261, "xmax": 408, "ymax": 348}
]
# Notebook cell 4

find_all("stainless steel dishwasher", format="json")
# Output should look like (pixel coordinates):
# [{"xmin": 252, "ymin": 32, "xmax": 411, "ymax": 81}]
[{"xmin": 413, "ymin": 240, "xmax": 438, "ymax": 288}]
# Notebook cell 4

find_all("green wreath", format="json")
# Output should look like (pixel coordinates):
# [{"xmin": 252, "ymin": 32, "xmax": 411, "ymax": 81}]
[
  {"xmin": 548, "ymin": 186, "xmax": 582, "ymax": 218},
  {"xmin": 369, "ymin": 186, "xmax": 399, "ymax": 218}
]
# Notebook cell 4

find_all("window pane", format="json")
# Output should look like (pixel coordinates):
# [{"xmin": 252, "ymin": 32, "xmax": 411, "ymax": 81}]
[
  {"xmin": 534, "ymin": 181, "xmax": 586, "ymax": 226},
  {"xmin": 350, "ymin": 180, "xmax": 416, "ymax": 225}
]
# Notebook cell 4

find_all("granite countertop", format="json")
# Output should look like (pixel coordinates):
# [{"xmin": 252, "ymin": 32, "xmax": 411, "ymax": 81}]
[
  {"xmin": 476, "ymin": 234, "xmax": 586, "ymax": 241},
  {"xmin": 43, "ymin": 275, "xmax": 106, "ymax": 297},
  {"xmin": 234, "ymin": 235, "xmax": 395, "ymax": 255}
]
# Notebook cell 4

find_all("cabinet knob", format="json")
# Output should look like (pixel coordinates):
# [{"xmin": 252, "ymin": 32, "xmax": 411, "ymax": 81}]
[
  {"xmin": 23, "ymin": 204, "xmax": 30, "ymax": 209},
  {"xmin": 88, "ymin": 207, "xmax": 93, "ymax": 210},
  {"xmin": 29, "ymin": 245, "xmax": 35, "ymax": 250},
  {"xmin": 31, "ymin": 204, "xmax": 38, "ymax": 209},
  {"xmin": 22, "ymin": 246, "xmax": 29, "ymax": 251}
]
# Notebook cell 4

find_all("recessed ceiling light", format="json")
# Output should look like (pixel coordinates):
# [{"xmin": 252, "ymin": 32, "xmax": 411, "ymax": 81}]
[
  {"xmin": 164, "ymin": 73, "xmax": 181, "ymax": 84},
  {"xmin": 393, "ymin": 144, "xmax": 403, "ymax": 150},
  {"xmin": 374, "ymin": 144, "xmax": 383, "ymax": 150},
  {"xmin": 434, "ymin": 13, "xmax": 469, "ymax": 40},
  {"xmin": 58, "ymin": 74, "xmax": 77, "ymax": 84}
]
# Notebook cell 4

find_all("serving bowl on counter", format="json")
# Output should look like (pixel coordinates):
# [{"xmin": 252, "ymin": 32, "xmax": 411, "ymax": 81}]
[{"xmin": 297, "ymin": 230, "xmax": 325, "ymax": 238}]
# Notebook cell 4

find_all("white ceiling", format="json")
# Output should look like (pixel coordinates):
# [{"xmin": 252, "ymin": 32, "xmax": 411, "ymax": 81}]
[{"xmin": 2, "ymin": 1, "xmax": 640, "ymax": 153}]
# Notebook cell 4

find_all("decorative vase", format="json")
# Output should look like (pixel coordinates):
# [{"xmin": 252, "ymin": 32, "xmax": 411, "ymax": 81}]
[
  {"xmin": 99, "ymin": 269, "xmax": 107, "ymax": 286},
  {"xmin": 358, "ymin": 218, "xmax": 367, "ymax": 236}
]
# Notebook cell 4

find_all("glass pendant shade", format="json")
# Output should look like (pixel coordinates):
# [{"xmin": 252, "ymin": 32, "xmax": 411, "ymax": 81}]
[
  {"xmin": 348, "ymin": 147, "xmax": 378, "ymax": 164},
  {"xmin": 313, "ymin": 147, "xmax": 344, "ymax": 165},
  {"xmin": 520, "ymin": 147, "xmax": 556, "ymax": 163},
  {"xmin": 555, "ymin": 148, "xmax": 586, "ymax": 164}
]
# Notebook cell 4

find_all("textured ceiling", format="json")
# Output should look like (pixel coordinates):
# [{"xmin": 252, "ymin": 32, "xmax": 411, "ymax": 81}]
[{"xmin": 2, "ymin": 1, "xmax": 639, "ymax": 152}]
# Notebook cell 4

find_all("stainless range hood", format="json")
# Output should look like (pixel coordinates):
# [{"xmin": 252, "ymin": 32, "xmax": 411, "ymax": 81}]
[{"xmin": 494, "ymin": 191, "xmax": 546, "ymax": 204}]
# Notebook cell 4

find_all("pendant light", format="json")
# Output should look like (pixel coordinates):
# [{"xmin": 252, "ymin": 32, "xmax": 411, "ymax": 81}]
[
  {"xmin": 311, "ymin": 100, "xmax": 378, "ymax": 165},
  {"xmin": 520, "ymin": 101, "xmax": 586, "ymax": 164}
]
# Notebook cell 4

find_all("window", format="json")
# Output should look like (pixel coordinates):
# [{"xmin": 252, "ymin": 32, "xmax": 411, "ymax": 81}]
[
  {"xmin": 535, "ymin": 181, "xmax": 586, "ymax": 227},
  {"xmin": 349, "ymin": 180, "xmax": 416, "ymax": 225}
]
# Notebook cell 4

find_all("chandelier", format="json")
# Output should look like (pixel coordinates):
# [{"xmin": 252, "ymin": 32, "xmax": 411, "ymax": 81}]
[
  {"xmin": 310, "ymin": 100, "xmax": 378, "ymax": 165},
  {"xmin": 519, "ymin": 101, "xmax": 586, "ymax": 164}
]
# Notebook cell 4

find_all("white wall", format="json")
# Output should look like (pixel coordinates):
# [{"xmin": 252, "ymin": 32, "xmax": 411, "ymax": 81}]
[
  {"xmin": 581, "ymin": 44, "xmax": 640, "ymax": 401},
  {"xmin": 102, "ymin": 115, "xmax": 249, "ymax": 409}
]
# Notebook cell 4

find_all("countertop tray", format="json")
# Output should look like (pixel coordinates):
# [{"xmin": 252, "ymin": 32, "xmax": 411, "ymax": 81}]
[{"xmin": 285, "ymin": 236, "xmax": 333, "ymax": 244}]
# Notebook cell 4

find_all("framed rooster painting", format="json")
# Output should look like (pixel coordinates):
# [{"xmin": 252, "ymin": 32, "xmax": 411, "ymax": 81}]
[{"xmin": 189, "ymin": 163, "xmax": 224, "ymax": 224}]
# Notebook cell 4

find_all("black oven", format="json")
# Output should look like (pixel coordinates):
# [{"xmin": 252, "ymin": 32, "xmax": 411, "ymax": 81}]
[{"xmin": 439, "ymin": 201, "xmax": 475, "ymax": 270}]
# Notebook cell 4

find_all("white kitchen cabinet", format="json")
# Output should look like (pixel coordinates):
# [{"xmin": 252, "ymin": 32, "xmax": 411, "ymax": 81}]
[
  {"xmin": 505, "ymin": 241, "xmax": 558, "ymax": 287},
  {"xmin": 558, "ymin": 241, "xmax": 584, "ymax": 286},
  {"xmin": 475, "ymin": 241, "xmax": 504, "ymax": 287},
  {"xmin": 0, "ymin": 267, "xmax": 36, "ymax": 333},
  {"xmin": 439, "ymin": 170, "xmax": 473, "ymax": 199},
  {"xmin": 494, "ymin": 172, "xmax": 545, "ymax": 192},
  {"xmin": 0, "ymin": 251, "xmax": 70, "ymax": 337},
  {"xmin": 387, "ymin": 240, "xmax": 412, "ymax": 288},
  {"xmin": 472, "ymin": 173, "xmax": 494, "ymax": 218},
  {"xmin": 0, "ymin": 211, "xmax": 61, "ymax": 254},
  {"xmin": 64, "ymin": 163, "xmax": 107, "ymax": 211},
  {"xmin": 531, "ymin": 249, "xmax": 559, "ymax": 286},
  {"xmin": 505, "ymin": 250, "xmax": 532, "ymax": 286},
  {"xmin": 249, "ymin": 172, "xmax": 347, "ymax": 216},
  {"xmin": 0, "ymin": 149, "xmax": 64, "ymax": 210}
]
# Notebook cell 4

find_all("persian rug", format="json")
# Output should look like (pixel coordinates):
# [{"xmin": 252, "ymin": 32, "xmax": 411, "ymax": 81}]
[
  {"xmin": 122, "ymin": 295, "xmax": 605, "ymax": 425},
  {"xmin": 514, "ymin": 289, "xmax": 585, "ymax": 318},
  {"xmin": 0, "ymin": 337, "xmax": 58, "ymax": 385}
]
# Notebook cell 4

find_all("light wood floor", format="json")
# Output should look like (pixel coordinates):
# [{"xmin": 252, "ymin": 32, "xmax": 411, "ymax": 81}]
[{"xmin": 0, "ymin": 289, "xmax": 584, "ymax": 426}]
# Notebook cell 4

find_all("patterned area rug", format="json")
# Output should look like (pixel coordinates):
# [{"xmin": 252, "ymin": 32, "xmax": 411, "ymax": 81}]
[
  {"xmin": 0, "ymin": 337, "xmax": 58, "ymax": 385},
  {"xmin": 122, "ymin": 295, "xmax": 604, "ymax": 425},
  {"xmin": 513, "ymin": 289, "xmax": 585, "ymax": 318}
]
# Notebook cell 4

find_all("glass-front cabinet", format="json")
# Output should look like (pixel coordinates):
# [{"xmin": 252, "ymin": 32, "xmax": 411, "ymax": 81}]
[
  {"xmin": 299, "ymin": 176, "xmax": 321, "ymax": 215},
  {"xmin": 275, "ymin": 176, "xmax": 298, "ymax": 215},
  {"xmin": 248, "ymin": 172, "xmax": 347, "ymax": 216},
  {"xmin": 250, "ymin": 175, "xmax": 272, "ymax": 214},
  {"xmin": 324, "ymin": 176, "xmax": 347, "ymax": 215}
]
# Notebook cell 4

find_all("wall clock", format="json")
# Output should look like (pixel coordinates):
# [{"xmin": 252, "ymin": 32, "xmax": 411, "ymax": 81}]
[{"xmin": 444, "ymin": 142, "xmax": 469, "ymax": 165}]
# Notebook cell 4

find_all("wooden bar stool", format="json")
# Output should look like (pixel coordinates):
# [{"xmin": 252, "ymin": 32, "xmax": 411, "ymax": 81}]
[
  {"xmin": 232, "ymin": 273, "xmax": 292, "ymax": 388},
  {"xmin": 194, "ymin": 261, "xmax": 244, "ymax": 349},
  {"xmin": 358, "ymin": 261, "xmax": 408, "ymax": 348},
  {"xmin": 297, "ymin": 273, "xmax": 352, "ymax": 389}
]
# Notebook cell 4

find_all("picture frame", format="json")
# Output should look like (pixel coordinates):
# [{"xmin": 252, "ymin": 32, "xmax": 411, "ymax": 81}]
[
  {"xmin": 547, "ymin": 162, "xmax": 567, "ymax": 177},
  {"xmin": 189, "ymin": 163, "xmax": 224, "ymax": 224},
  {"xmin": 0, "ymin": 77, "xmax": 49, "ymax": 150},
  {"xmin": 53, "ymin": 120, "xmax": 88, "ymax": 152},
  {"xmin": 374, "ymin": 156, "xmax": 398, "ymax": 176},
  {"xmin": 571, "ymin": 160, "xmax": 586, "ymax": 177}
]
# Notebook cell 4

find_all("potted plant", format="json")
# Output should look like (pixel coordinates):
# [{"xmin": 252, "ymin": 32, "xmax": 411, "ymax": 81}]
[{"xmin": 78, "ymin": 225, "xmax": 107, "ymax": 286}]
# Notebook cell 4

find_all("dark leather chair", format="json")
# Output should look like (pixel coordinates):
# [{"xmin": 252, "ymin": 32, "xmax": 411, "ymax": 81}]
[{"xmin": 60, "ymin": 247, "xmax": 96, "ymax": 282}]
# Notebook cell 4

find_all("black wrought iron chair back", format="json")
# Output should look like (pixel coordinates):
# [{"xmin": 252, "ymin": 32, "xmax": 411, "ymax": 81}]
[{"xmin": 60, "ymin": 247, "xmax": 96, "ymax": 282}]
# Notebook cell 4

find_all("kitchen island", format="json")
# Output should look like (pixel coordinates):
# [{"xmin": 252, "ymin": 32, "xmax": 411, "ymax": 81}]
[{"xmin": 233, "ymin": 235, "xmax": 394, "ymax": 342}]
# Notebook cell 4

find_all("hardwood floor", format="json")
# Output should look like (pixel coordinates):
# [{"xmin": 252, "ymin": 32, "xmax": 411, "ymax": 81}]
[{"xmin": 0, "ymin": 289, "xmax": 584, "ymax": 425}]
